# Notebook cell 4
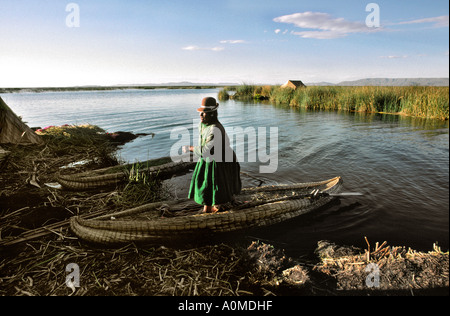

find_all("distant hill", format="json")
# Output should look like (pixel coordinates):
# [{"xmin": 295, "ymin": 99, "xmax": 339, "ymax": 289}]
[
  {"xmin": 304, "ymin": 81, "xmax": 336, "ymax": 86},
  {"xmin": 336, "ymin": 78, "xmax": 449, "ymax": 87},
  {"xmin": 306, "ymin": 78, "xmax": 449, "ymax": 87},
  {"xmin": 114, "ymin": 81, "xmax": 237, "ymax": 87},
  {"xmin": 0, "ymin": 82, "xmax": 238, "ymax": 93}
]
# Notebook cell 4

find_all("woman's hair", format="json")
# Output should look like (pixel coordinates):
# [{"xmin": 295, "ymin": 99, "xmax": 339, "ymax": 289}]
[{"xmin": 207, "ymin": 110, "xmax": 218, "ymax": 119}]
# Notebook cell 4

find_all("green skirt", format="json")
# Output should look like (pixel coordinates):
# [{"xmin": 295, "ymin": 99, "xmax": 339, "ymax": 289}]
[{"xmin": 188, "ymin": 158, "xmax": 241, "ymax": 206}]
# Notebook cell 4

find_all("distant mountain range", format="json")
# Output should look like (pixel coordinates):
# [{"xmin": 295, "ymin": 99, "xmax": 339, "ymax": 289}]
[
  {"xmin": 306, "ymin": 78, "xmax": 449, "ymax": 87},
  {"xmin": 116, "ymin": 78, "xmax": 450, "ymax": 87},
  {"xmin": 114, "ymin": 81, "xmax": 236, "ymax": 87}
]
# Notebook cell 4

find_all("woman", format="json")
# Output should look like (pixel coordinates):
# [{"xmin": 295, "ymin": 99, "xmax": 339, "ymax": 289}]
[{"xmin": 183, "ymin": 97, "xmax": 241, "ymax": 213}]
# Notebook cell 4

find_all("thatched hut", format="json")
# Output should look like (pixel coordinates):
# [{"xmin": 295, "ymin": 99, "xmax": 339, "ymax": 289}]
[
  {"xmin": 281, "ymin": 80, "xmax": 306, "ymax": 90},
  {"xmin": 0, "ymin": 97, "xmax": 43, "ymax": 146}
]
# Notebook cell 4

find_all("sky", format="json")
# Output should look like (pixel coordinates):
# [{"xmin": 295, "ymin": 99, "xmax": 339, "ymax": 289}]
[{"xmin": 0, "ymin": 0, "xmax": 448, "ymax": 87}]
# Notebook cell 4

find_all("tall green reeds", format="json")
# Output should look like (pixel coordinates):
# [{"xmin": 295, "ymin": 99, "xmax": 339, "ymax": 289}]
[
  {"xmin": 219, "ymin": 84, "xmax": 274, "ymax": 101},
  {"xmin": 114, "ymin": 162, "xmax": 166, "ymax": 208},
  {"xmin": 218, "ymin": 89, "xmax": 230, "ymax": 100},
  {"xmin": 220, "ymin": 85, "xmax": 449, "ymax": 120}
]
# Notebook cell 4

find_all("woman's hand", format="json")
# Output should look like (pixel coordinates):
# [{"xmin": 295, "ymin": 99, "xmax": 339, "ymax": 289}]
[{"xmin": 182, "ymin": 146, "xmax": 193, "ymax": 153}]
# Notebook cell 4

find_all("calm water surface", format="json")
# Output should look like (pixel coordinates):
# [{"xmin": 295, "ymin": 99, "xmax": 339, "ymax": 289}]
[{"xmin": 2, "ymin": 89, "xmax": 448, "ymax": 256}]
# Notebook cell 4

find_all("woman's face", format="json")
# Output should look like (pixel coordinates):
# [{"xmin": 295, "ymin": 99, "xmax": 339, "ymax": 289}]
[{"xmin": 200, "ymin": 111, "xmax": 214, "ymax": 124}]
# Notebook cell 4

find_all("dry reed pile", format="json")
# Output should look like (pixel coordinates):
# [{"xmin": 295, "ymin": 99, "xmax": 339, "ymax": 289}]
[{"xmin": 314, "ymin": 239, "xmax": 449, "ymax": 292}]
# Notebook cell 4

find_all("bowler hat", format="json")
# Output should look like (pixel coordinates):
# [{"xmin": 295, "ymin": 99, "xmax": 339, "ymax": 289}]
[{"xmin": 197, "ymin": 97, "xmax": 219, "ymax": 112}]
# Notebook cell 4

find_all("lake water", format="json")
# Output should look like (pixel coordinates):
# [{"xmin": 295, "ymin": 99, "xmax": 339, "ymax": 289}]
[{"xmin": 2, "ymin": 89, "xmax": 449, "ymax": 256}]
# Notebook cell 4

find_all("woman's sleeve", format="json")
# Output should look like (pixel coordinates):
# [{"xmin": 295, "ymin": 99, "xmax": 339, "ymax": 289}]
[
  {"xmin": 193, "ymin": 125, "xmax": 220, "ymax": 159},
  {"xmin": 192, "ymin": 123, "xmax": 203, "ymax": 158}
]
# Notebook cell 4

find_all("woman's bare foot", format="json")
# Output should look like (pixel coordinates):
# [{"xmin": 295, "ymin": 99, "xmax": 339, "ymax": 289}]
[
  {"xmin": 211, "ymin": 206, "xmax": 220, "ymax": 213},
  {"xmin": 202, "ymin": 205, "xmax": 221, "ymax": 213}
]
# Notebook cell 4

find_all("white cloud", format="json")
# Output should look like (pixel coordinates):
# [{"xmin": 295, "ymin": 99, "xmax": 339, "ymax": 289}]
[
  {"xmin": 182, "ymin": 45, "xmax": 224, "ymax": 51},
  {"xmin": 220, "ymin": 40, "xmax": 246, "ymax": 44},
  {"xmin": 275, "ymin": 29, "xmax": 289, "ymax": 35},
  {"xmin": 397, "ymin": 15, "xmax": 449, "ymax": 28},
  {"xmin": 379, "ymin": 55, "xmax": 409, "ymax": 59},
  {"xmin": 182, "ymin": 45, "xmax": 200, "ymax": 51},
  {"xmin": 274, "ymin": 11, "xmax": 378, "ymax": 39},
  {"xmin": 291, "ymin": 30, "xmax": 347, "ymax": 39},
  {"xmin": 183, "ymin": 40, "xmax": 245, "ymax": 52}
]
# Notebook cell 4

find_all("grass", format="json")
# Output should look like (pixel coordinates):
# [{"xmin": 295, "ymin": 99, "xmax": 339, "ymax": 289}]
[
  {"xmin": 219, "ymin": 85, "xmax": 449, "ymax": 120},
  {"xmin": 217, "ymin": 89, "xmax": 230, "ymax": 100}
]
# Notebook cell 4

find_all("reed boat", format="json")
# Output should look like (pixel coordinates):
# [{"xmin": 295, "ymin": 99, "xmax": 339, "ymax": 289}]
[
  {"xmin": 57, "ymin": 157, "xmax": 196, "ymax": 191},
  {"xmin": 70, "ymin": 176, "xmax": 343, "ymax": 245}
]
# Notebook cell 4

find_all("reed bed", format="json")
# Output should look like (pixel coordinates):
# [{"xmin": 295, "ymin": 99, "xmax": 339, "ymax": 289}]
[
  {"xmin": 0, "ymin": 239, "xmax": 260, "ymax": 296},
  {"xmin": 220, "ymin": 85, "xmax": 449, "ymax": 120},
  {"xmin": 1, "ymin": 235, "xmax": 447, "ymax": 296}
]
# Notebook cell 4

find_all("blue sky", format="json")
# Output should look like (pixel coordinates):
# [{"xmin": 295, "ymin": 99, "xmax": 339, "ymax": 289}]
[{"xmin": 0, "ymin": 0, "xmax": 448, "ymax": 87}]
